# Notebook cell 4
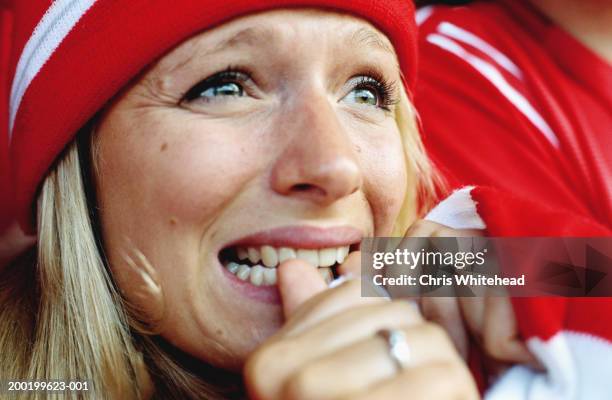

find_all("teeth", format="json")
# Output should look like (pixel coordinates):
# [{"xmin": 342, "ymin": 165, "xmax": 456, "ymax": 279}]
[
  {"xmin": 336, "ymin": 246, "xmax": 349, "ymax": 264},
  {"xmin": 318, "ymin": 268, "xmax": 333, "ymax": 283},
  {"xmin": 225, "ymin": 261, "xmax": 278, "ymax": 287},
  {"xmin": 278, "ymin": 247, "xmax": 297, "ymax": 263},
  {"xmin": 318, "ymin": 248, "xmax": 337, "ymax": 267},
  {"xmin": 233, "ymin": 245, "xmax": 351, "ymax": 269},
  {"xmin": 263, "ymin": 268, "xmax": 277, "ymax": 285},
  {"xmin": 236, "ymin": 264, "xmax": 251, "ymax": 281},
  {"xmin": 226, "ymin": 244, "xmax": 352, "ymax": 286},
  {"xmin": 250, "ymin": 265, "xmax": 264, "ymax": 286},
  {"xmin": 261, "ymin": 245, "xmax": 279, "ymax": 268},
  {"xmin": 296, "ymin": 249, "xmax": 319, "ymax": 267},
  {"xmin": 237, "ymin": 248, "xmax": 249, "ymax": 260},
  {"xmin": 227, "ymin": 262, "xmax": 240, "ymax": 274},
  {"xmin": 247, "ymin": 247, "xmax": 261, "ymax": 264}
]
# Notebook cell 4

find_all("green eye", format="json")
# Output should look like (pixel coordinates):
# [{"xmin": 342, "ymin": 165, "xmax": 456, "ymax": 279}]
[
  {"xmin": 201, "ymin": 82, "xmax": 244, "ymax": 99},
  {"xmin": 346, "ymin": 87, "xmax": 378, "ymax": 106},
  {"xmin": 341, "ymin": 75, "xmax": 397, "ymax": 110},
  {"xmin": 182, "ymin": 70, "xmax": 249, "ymax": 103}
]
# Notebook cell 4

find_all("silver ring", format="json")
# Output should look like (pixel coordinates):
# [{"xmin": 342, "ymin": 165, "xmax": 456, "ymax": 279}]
[{"xmin": 377, "ymin": 328, "xmax": 411, "ymax": 371}]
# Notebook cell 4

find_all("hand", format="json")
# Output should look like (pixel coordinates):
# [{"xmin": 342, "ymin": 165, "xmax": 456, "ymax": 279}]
[
  {"xmin": 405, "ymin": 220, "xmax": 537, "ymax": 369},
  {"xmin": 244, "ymin": 253, "xmax": 479, "ymax": 400},
  {"xmin": 458, "ymin": 295, "xmax": 539, "ymax": 373},
  {"xmin": 402, "ymin": 220, "xmax": 480, "ymax": 360}
]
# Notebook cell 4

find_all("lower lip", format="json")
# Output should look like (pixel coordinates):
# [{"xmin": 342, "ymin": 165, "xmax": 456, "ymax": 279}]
[{"xmin": 221, "ymin": 265, "xmax": 281, "ymax": 304}]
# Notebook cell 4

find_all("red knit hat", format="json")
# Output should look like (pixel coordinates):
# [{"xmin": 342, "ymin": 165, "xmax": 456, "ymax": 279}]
[{"xmin": 5, "ymin": 0, "xmax": 417, "ymax": 232}]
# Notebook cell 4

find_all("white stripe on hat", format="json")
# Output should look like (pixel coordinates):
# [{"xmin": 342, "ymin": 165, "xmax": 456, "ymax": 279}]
[
  {"xmin": 9, "ymin": 0, "xmax": 97, "ymax": 141},
  {"xmin": 416, "ymin": 6, "xmax": 434, "ymax": 25}
]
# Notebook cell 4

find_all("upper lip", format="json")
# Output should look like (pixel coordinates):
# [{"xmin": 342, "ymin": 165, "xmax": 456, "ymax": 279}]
[{"xmin": 222, "ymin": 225, "xmax": 363, "ymax": 250}]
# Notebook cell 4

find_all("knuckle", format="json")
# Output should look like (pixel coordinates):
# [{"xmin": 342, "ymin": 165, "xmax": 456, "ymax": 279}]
[
  {"xmin": 244, "ymin": 349, "xmax": 268, "ymax": 394},
  {"xmin": 283, "ymin": 366, "xmax": 319, "ymax": 400},
  {"xmin": 421, "ymin": 321, "xmax": 447, "ymax": 341},
  {"xmin": 306, "ymin": 278, "xmax": 361, "ymax": 313},
  {"xmin": 409, "ymin": 219, "xmax": 434, "ymax": 234},
  {"xmin": 423, "ymin": 297, "xmax": 458, "ymax": 318},
  {"xmin": 445, "ymin": 361, "xmax": 467, "ymax": 385},
  {"xmin": 388, "ymin": 300, "xmax": 422, "ymax": 323},
  {"xmin": 244, "ymin": 341, "xmax": 289, "ymax": 396},
  {"xmin": 411, "ymin": 219, "xmax": 427, "ymax": 229},
  {"xmin": 483, "ymin": 334, "xmax": 509, "ymax": 360},
  {"xmin": 431, "ymin": 226, "xmax": 449, "ymax": 236},
  {"xmin": 452, "ymin": 368, "xmax": 480, "ymax": 400},
  {"xmin": 435, "ymin": 361, "xmax": 478, "ymax": 399},
  {"xmin": 419, "ymin": 322, "xmax": 455, "ymax": 354}
]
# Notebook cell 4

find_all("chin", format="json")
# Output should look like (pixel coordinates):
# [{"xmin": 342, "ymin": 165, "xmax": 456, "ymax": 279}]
[{"xmin": 177, "ymin": 300, "xmax": 284, "ymax": 371}]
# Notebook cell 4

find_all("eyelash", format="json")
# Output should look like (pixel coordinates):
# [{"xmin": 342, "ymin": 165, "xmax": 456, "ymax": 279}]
[
  {"xmin": 181, "ymin": 67, "xmax": 250, "ymax": 102},
  {"xmin": 181, "ymin": 66, "xmax": 399, "ymax": 111},
  {"xmin": 350, "ymin": 72, "xmax": 399, "ymax": 111}
]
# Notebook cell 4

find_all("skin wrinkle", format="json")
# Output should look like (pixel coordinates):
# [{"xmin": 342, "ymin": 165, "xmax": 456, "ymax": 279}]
[
  {"xmin": 211, "ymin": 27, "xmax": 283, "ymax": 56},
  {"xmin": 151, "ymin": 19, "xmax": 399, "ymax": 102},
  {"xmin": 159, "ymin": 26, "xmax": 282, "ymax": 81},
  {"xmin": 350, "ymin": 26, "xmax": 396, "ymax": 59},
  {"xmin": 340, "ymin": 100, "xmax": 396, "ymax": 130},
  {"xmin": 130, "ymin": 78, "xmax": 180, "ymax": 110},
  {"xmin": 95, "ymin": 10, "xmax": 409, "ymax": 372}
]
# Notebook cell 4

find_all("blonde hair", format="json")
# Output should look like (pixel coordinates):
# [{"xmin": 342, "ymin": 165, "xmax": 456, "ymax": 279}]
[
  {"xmin": 0, "ymin": 141, "xmax": 142, "ymax": 399},
  {"xmin": 0, "ymin": 87, "xmax": 439, "ymax": 399},
  {"xmin": 392, "ymin": 88, "xmax": 441, "ymax": 235}
]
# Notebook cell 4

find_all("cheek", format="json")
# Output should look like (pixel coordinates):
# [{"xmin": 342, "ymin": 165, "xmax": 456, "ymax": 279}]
[
  {"xmin": 96, "ymin": 113, "xmax": 264, "ymax": 324},
  {"xmin": 150, "ymin": 125, "xmax": 261, "ymax": 224},
  {"xmin": 359, "ymin": 129, "xmax": 408, "ymax": 235},
  {"xmin": 99, "ymin": 115, "xmax": 261, "ymax": 233}
]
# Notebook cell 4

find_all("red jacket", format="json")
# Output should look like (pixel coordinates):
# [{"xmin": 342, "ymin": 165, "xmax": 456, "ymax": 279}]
[{"xmin": 417, "ymin": 1, "xmax": 612, "ymax": 398}]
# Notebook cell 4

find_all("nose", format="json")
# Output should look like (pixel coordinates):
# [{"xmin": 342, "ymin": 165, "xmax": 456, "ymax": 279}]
[{"xmin": 270, "ymin": 93, "xmax": 363, "ymax": 206}]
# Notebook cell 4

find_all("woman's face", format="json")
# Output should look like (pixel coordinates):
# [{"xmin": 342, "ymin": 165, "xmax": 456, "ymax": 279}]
[{"xmin": 95, "ymin": 9, "xmax": 409, "ymax": 370}]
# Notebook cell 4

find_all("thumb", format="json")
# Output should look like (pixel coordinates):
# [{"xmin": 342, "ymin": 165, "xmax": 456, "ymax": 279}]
[{"xmin": 278, "ymin": 259, "xmax": 327, "ymax": 319}]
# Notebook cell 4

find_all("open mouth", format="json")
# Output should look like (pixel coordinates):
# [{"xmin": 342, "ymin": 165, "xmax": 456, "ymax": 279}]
[{"xmin": 219, "ymin": 244, "xmax": 357, "ymax": 287}]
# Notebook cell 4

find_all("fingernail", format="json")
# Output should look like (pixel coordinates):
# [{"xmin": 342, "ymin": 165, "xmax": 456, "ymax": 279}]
[{"xmin": 328, "ymin": 273, "xmax": 354, "ymax": 289}]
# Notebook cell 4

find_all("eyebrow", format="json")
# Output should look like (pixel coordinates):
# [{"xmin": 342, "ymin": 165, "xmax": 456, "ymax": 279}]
[
  {"xmin": 349, "ymin": 27, "xmax": 395, "ymax": 56},
  {"xmin": 210, "ymin": 27, "xmax": 276, "ymax": 54},
  {"xmin": 212, "ymin": 25, "xmax": 394, "ymax": 55},
  {"xmin": 158, "ymin": 27, "xmax": 273, "ymax": 77},
  {"xmin": 161, "ymin": 24, "xmax": 395, "ymax": 78}
]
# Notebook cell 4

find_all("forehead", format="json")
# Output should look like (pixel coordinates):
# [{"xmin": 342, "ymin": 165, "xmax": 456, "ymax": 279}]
[{"xmin": 152, "ymin": 9, "xmax": 397, "ymax": 73}]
